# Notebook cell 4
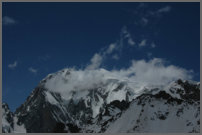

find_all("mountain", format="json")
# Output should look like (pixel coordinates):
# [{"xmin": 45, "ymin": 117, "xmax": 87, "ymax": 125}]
[
  {"xmin": 2, "ymin": 103, "xmax": 14, "ymax": 133},
  {"xmin": 2, "ymin": 103, "xmax": 26, "ymax": 133},
  {"xmin": 2, "ymin": 68, "xmax": 200, "ymax": 133}
]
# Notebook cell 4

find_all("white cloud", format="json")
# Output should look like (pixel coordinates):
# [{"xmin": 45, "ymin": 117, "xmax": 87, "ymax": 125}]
[
  {"xmin": 122, "ymin": 26, "xmax": 130, "ymax": 39},
  {"xmin": 106, "ymin": 43, "xmax": 116, "ymax": 54},
  {"xmin": 139, "ymin": 39, "xmax": 147, "ymax": 47},
  {"xmin": 86, "ymin": 43, "xmax": 118, "ymax": 70},
  {"xmin": 128, "ymin": 58, "xmax": 192, "ymax": 85},
  {"xmin": 8, "ymin": 61, "xmax": 18, "ymax": 69},
  {"xmin": 111, "ymin": 58, "xmax": 193, "ymax": 85},
  {"xmin": 124, "ymin": 33, "xmax": 130, "ymax": 38},
  {"xmin": 38, "ymin": 55, "xmax": 50, "ymax": 61},
  {"xmin": 121, "ymin": 26, "xmax": 136, "ymax": 47},
  {"xmin": 86, "ymin": 27, "xmax": 130, "ymax": 69},
  {"xmin": 151, "ymin": 42, "xmax": 156, "ymax": 48},
  {"xmin": 128, "ymin": 38, "xmax": 135, "ymax": 46},
  {"xmin": 86, "ymin": 53, "xmax": 103, "ymax": 70},
  {"xmin": 3, "ymin": 16, "xmax": 17, "ymax": 25},
  {"xmin": 112, "ymin": 54, "xmax": 119, "ymax": 60},
  {"xmin": 141, "ymin": 17, "xmax": 148, "ymax": 25},
  {"xmin": 28, "ymin": 67, "xmax": 37, "ymax": 74},
  {"xmin": 86, "ymin": 26, "xmax": 148, "ymax": 69},
  {"xmin": 122, "ymin": 26, "xmax": 128, "ymax": 34},
  {"xmin": 157, "ymin": 6, "xmax": 171, "ymax": 13},
  {"xmin": 45, "ymin": 68, "xmax": 109, "ymax": 99},
  {"xmin": 149, "ymin": 6, "xmax": 171, "ymax": 16},
  {"xmin": 45, "ymin": 58, "xmax": 193, "ymax": 98}
]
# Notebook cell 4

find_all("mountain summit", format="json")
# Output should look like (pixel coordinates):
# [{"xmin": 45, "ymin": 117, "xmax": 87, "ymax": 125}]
[{"xmin": 2, "ymin": 68, "xmax": 200, "ymax": 133}]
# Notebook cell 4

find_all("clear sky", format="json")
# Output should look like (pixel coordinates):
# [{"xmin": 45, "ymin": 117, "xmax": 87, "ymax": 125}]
[{"xmin": 2, "ymin": 2, "xmax": 200, "ymax": 112}]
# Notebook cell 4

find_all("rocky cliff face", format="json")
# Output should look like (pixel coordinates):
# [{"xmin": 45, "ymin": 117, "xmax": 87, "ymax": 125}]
[
  {"xmin": 2, "ymin": 69, "xmax": 200, "ymax": 133},
  {"xmin": 2, "ymin": 103, "xmax": 26, "ymax": 133},
  {"xmin": 2, "ymin": 103, "xmax": 14, "ymax": 133}
]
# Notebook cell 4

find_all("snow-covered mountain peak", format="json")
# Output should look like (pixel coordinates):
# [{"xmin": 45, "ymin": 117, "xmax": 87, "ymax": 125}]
[
  {"xmin": 2, "ymin": 68, "xmax": 200, "ymax": 133},
  {"xmin": 37, "ymin": 69, "xmax": 200, "ymax": 113},
  {"xmin": 2, "ymin": 103, "xmax": 26, "ymax": 133}
]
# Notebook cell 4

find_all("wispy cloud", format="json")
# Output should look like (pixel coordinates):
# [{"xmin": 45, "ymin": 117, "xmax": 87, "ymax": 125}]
[
  {"xmin": 86, "ymin": 25, "xmax": 152, "ymax": 69},
  {"xmin": 3, "ymin": 16, "xmax": 17, "ymax": 25},
  {"xmin": 149, "ymin": 5, "xmax": 172, "ymax": 16},
  {"xmin": 106, "ymin": 43, "xmax": 116, "ymax": 54},
  {"xmin": 139, "ymin": 39, "xmax": 147, "ymax": 47},
  {"xmin": 112, "ymin": 54, "xmax": 119, "ymax": 60},
  {"xmin": 157, "ymin": 6, "xmax": 171, "ymax": 13},
  {"xmin": 38, "ymin": 55, "xmax": 50, "ymax": 62},
  {"xmin": 141, "ymin": 17, "xmax": 149, "ymax": 26},
  {"xmin": 122, "ymin": 26, "xmax": 136, "ymax": 46},
  {"xmin": 86, "ymin": 26, "xmax": 131, "ymax": 69},
  {"xmin": 123, "ymin": 4, "xmax": 172, "ymax": 52},
  {"xmin": 86, "ymin": 53, "xmax": 103, "ymax": 70},
  {"xmin": 28, "ymin": 67, "xmax": 37, "ymax": 74},
  {"xmin": 151, "ymin": 42, "xmax": 156, "ymax": 48},
  {"xmin": 131, "ymin": 3, "xmax": 172, "ymax": 27},
  {"xmin": 86, "ymin": 42, "xmax": 118, "ymax": 70},
  {"xmin": 128, "ymin": 38, "xmax": 135, "ymax": 46},
  {"xmin": 8, "ymin": 61, "xmax": 18, "ymax": 69}
]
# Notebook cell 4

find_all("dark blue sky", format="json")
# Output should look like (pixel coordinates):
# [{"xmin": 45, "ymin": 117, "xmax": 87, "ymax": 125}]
[{"xmin": 2, "ymin": 2, "xmax": 200, "ymax": 111}]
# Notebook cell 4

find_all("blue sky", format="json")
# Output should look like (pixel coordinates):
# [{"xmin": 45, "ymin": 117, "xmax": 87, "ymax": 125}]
[{"xmin": 2, "ymin": 2, "xmax": 200, "ymax": 111}]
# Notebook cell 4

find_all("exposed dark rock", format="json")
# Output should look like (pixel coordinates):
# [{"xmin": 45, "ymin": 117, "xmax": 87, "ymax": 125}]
[
  {"xmin": 108, "ymin": 100, "xmax": 130, "ymax": 110},
  {"xmin": 159, "ymin": 115, "xmax": 166, "ymax": 120},
  {"xmin": 113, "ymin": 82, "xmax": 125, "ymax": 92},
  {"xmin": 176, "ymin": 108, "xmax": 183, "ymax": 117},
  {"xmin": 52, "ymin": 122, "xmax": 66, "ymax": 133},
  {"xmin": 150, "ymin": 105, "xmax": 154, "ymax": 107},
  {"xmin": 2, "ymin": 103, "xmax": 14, "ymax": 133},
  {"xmin": 197, "ymin": 120, "xmax": 200, "ymax": 125},
  {"xmin": 66, "ymin": 123, "xmax": 80, "ymax": 133}
]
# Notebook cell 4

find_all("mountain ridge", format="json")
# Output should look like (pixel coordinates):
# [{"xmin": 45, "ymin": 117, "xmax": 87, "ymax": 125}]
[{"xmin": 2, "ymin": 68, "xmax": 200, "ymax": 133}]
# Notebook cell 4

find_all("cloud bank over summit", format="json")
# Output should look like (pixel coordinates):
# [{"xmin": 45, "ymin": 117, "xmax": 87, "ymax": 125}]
[{"xmin": 45, "ymin": 57, "xmax": 193, "ymax": 99}]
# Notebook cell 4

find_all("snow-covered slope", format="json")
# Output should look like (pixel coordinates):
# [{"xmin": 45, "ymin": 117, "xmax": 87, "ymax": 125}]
[
  {"xmin": 2, "ymin": 103, "xmax": 14, "ymax": 133},
  {"xmin": 106, "ymin": 92, "xmax": 199, "ymax": 133},
  {"xmin": 2, "ymin": 103, "xmax": 26, "ymax": 133},
  {"xmin": 2, "ymin": 68, "xmax": 200, "ymax": 133}
]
